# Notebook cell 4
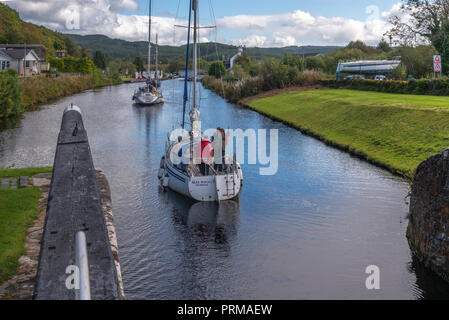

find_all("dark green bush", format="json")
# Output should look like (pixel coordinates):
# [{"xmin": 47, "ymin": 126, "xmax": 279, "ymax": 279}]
[
  {"xmin": 48, "ymin": 57, "xmax": 94, "ymax": 74},
  {"xmin": 320, "ymin": 78, "xmax": 449, "ymax": 96},
  {"xmin": 415, "ymin": 79, "xmax": 430, "ymax": 93},
  {"xmin": 0, "ymin": 69, "xmax": 24, "ymax": 118}
]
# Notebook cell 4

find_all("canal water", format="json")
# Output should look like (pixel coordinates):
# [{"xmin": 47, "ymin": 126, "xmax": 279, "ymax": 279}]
[{"xmin": 1, "ymin": 79, "xmax": 449, "ymax": 300}]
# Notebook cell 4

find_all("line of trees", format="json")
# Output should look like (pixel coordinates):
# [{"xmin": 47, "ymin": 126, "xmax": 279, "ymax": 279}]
[
  {"xmin": 49, "ymin": 57, "xmax": 94, "ymax": 74},
  {"xmin": 387, "ymin": 0, "xmax": 449, "ymax": 75}
]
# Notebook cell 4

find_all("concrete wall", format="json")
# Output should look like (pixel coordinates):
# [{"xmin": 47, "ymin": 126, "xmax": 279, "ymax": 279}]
[{"xmin": 34, "ymin": 107, "xmax": 123, "ymax": 300}]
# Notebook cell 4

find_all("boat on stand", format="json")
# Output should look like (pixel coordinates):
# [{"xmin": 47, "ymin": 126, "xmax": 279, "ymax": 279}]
[
  {"xmin": 133, "ymin": 0, "xmax": 164, "ymax": 106},
  {"xmin": 159, "ymin": 0, "xmax": 243, "ymax": 202}
]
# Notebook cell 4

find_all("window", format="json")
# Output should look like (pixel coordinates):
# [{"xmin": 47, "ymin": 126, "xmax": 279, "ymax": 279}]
[
  {"xmin": 1, "ymin": 61, "xmax": 5, "ymax": 70},
  {"xmin": 25, "ymin": 60, "xmax": 30, "ymax": 68},
  {"xmin": 6, "ymin": 61, "xmax": 9, "ymax": 69}
]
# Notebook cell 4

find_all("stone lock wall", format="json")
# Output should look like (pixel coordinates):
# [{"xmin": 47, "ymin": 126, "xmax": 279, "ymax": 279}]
[{"xmin": 408, "ymin": 149, "xmax": 449, "ymax": 282}]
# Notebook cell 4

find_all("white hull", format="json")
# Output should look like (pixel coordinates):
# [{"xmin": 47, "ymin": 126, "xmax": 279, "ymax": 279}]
[
  {"xmin": 160, "ymin": 144, "xmax": 243, "ymax": 202},
  {"xmin": 338, "ymin": 60, "xmax": 401, "ymax": 74},
  {"xmin": 134, "ymin": 92, "xmax": 164, "ymax": 105}
]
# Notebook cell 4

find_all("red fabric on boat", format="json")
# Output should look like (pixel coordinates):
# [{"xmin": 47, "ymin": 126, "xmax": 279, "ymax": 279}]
[{"xmin": 201, "ymin": 140, "xmax": 213, "ymax": 163}]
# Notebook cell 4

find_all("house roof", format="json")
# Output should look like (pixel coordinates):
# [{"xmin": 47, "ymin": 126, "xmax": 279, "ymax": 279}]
[
  {"xmin": 0, "ymin": 45, "xmax": 46, "ymax": 60},
  {"xmin": 0, "ymin": 44, "xmax": 46, "ymax": 49},
  {"xmin": 0, "ymin": 49, "xmax": 11, "ymax": 60},
  {"xmin": 0, "ymin": 48, "xmax": 38, "ymax": 60}
]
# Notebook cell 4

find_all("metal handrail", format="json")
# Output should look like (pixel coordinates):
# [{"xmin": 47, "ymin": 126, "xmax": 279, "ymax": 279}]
[{"xmin": 75, "ymin": 231, "xmax": 91, "ymax": 300}]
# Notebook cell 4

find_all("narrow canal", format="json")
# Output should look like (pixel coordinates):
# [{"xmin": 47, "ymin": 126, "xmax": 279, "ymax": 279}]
[{"xmin": 1, "ymin": 79, "xmax": 449, "ymax": 299}]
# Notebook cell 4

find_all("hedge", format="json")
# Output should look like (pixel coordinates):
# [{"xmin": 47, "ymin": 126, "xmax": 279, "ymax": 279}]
[
  {"xmin": 202, "ymin": 70, "xmax": 321, "ymax": 103},
  {"xmin": 320, "ymin": 79, "xmax": 449, "ymax": 96},
  {"xmin": 48, "ymin": 57, "xmax": 94, "ymax": 74}
]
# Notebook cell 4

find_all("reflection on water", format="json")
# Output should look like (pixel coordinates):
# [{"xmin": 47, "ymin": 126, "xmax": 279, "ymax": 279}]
[
  {"xmin": 1, "ymin": 80, "xmax": 449, "ymax": 299},
  {"xmin": 409, "ymin": 254, "xmax": 449, "ymax": 300},
  {"xmin": 167, "ymin": 190, "xmax": 240, "ymax": 246},
  {"xmin": 0, "ymin": 114, "xmax": 21, "ymax": 132}
]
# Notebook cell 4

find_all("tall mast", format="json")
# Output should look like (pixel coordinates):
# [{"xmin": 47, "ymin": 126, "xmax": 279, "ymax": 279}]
[
  {"xmin": 182, "ymin": 0, "xmax": 193, "ymax": 129},
  {"xmin": 148, "ymin": 0, "xmax": 152, "ymax": 79},
  {"xmin": 193, "ymin": 0, "xmax": 198, "ymax": 109},
  {"xmin": 155, "ymin": 33, "xmax": 158, "ymax": 82}
]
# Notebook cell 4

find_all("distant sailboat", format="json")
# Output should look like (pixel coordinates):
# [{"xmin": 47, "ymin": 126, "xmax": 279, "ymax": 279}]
[
  {"xmin": 133, "ymin": 0, "xmax": 164, "ymax": 106},
  {"xmin": 159, "ymin": 0, "xmax": 243, "ymax": 202}
]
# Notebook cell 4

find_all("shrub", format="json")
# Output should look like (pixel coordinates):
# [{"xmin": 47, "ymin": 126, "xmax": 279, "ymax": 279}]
[
  {"xmin": 208, "ymin": 61, "xmax": 226, "ymax": 78},
  {"xmin": 319, "ymin": 77, "xmax": 449, "ymax": 96},
  {"xmin": 48, "ymin": 57, "xmax": 94, "ymax": 74},
  {"xmin": 296, "ymin": 70, "xmax": 321, "ymax": 86},
  {"xmin": 261, "ymin": 59, "xmax": 289, "ymax": 90},
  {"xmin": 415, "ymin": 79, "xmax": 430, "ymax": 94},
  {"xmin": 0, "ymin": 69, "xmax": 24, "ymax": 118}
]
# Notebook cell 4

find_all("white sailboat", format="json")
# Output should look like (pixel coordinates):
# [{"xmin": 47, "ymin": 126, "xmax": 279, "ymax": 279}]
[
  {"xmin": 133, "ymin": 0, "xmax": 164, "ymax": 106},
  {"xmin": 159, "ymin": 0, "xmax": 243, "ymax": 202}
]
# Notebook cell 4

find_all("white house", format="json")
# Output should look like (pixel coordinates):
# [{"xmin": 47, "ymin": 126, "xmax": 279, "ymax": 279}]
[
  {"xmin": 0, "ymin": 48, "xmax": 41, "ymax": 76},
  {"xmin": 0, "ymin": 50, "xmax": 12, "ymax": 72}
]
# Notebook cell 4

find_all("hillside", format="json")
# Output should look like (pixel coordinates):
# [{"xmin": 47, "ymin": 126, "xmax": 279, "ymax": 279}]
[
  {"xmin": 67, "ymin": 34, "xmax": 341, "ymax": 60},
  {"xmin": 0, "ymin": 3, "xmax": 79, "ymax": 57},
  {"xmin": 0, "ymin": 2, "xmax": 340, "ymax": 62}
]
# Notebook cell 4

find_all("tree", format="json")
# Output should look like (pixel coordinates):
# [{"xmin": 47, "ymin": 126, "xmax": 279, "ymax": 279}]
[
  {"xmin": 167, "ymin": 58, "xmax": 184, "ymax": 74},
  {"xmin": 48, "ymin": 57, "xmax": 94, "ymax": 74},
  {"xmin": 394, "ymin": 45, "xmax": 437, "ymax": 78},
  {"xmin": 53, "ymin": 40, "xmax": 64, "ymax": 51},
  {"xmin": 81, "ymin": 47, "xmax": 91, "ymax": 58},
  {"xmin": 283, "ymin": 53, "xmax": 305, "ymax": 71},
  {"xmin": 65, "ymin": 38, "xmax": 81, "ymax": 57},
  {"xmin": 261, "ymin": 59, "xmax": 289, "ymax": 90},
  {"xmin": 305, "ymin": 56, "xmax": 326, "ymax": 71},
  {"xmin": 346, "ymin": 40, "xmax": 376, "ymax": 55},
  {"xmin": 133, "ymin": 56, "xmax": 144, "ymax": 72},
  {"xmin": 208, "ymin": 61, "xmax": 226, "ymax": 78},
  {"xmin": 0, "ymin": 69, "xmax": 24, "ymax": 117},
  {"xmin": 93, "ymin": 50, "xmax": 106, "ymax": 70},
  {"xmin": 377, "ymin": 40, "xmax": 391, "ymax": 52},
  {"xmin": 76, "ymin": 57, "xmax": 94, "ymax": 74},
  {"xmin": 234, "ymin": 51, "xmax": 251, "ymax": 73},
  {"xmin": 322, "ymin": 48, "xmax": 365, "ymax": 73},
  {"xmin": 387, "ymin": 0, "xmax": 449, "ymax": 74}
]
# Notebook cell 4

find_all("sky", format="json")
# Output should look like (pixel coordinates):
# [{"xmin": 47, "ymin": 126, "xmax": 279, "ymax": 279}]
[{"xmin": 2, "ymin": 0, "xmax": 406, "ymax": 47}]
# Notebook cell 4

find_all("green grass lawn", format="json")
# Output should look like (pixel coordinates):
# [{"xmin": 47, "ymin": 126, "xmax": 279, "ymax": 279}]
[
  {"xmin": 0, "ymin": 167, "xmax": 52, "ymax": 178},
  {"xmin": 248, "ymin": 88, "xmax": 449, "ymax": 179},
  {"xmin": 0, "ymin": 167, "xmax": 51, "ymax": 284}
]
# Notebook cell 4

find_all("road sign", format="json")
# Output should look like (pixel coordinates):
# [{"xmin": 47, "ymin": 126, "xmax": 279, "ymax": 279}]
[{"xmin": 434, "ymin": 55, "xmax": 442, "ymax": 73}]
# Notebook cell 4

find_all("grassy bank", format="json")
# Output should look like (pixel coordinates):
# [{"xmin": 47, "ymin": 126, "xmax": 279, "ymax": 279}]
[
  {"xmin": 247, "ymin": 88, "xmax": 449, "ymax": 179},
  {"xmin": 0, "ymin": 166, "xmax": 52, "ymax": 178},
  {"xmin": 21, "ymin": 72, "xmax": 122, "ymax": 108},
  {"xmin": 0, "ymin": 167, "xmax": 50, "ymax": 284}
]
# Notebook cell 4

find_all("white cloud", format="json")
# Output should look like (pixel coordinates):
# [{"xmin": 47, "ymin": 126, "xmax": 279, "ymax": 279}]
[
  {"xmin": 109, "ymin": 0, "xmax": 138, "ymax": 12},
  {"xmin": 220, "ymin": 4, "xmax": 405, "ymax": 47},
  {"xmin": 7, "ymin": 1, "xmax": 405, "ymax": 47},
  {"xmin": 8, "ymin": 0, "xmax": 187, "ymax": 44},
  {"xmin": 230, "ymin": 35, "xmax": 267, "ymax": 47}
]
